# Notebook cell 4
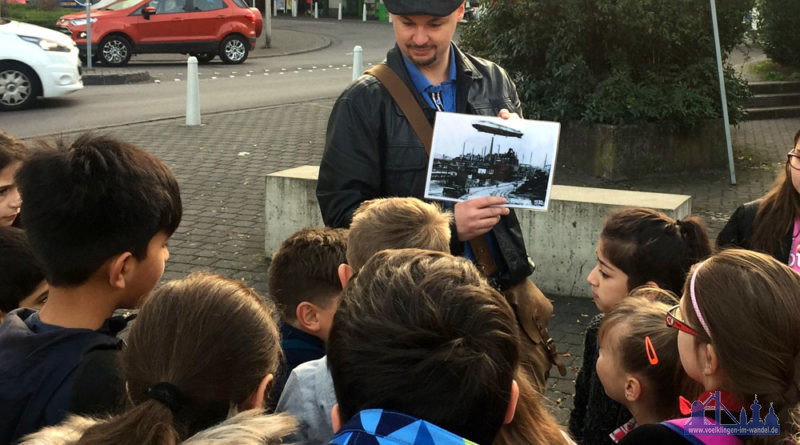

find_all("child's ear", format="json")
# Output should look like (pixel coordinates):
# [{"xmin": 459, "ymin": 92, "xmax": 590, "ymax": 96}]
[
  {"xmin": 338, "ymin": 264, "xmax": 354, "ymax": 288},
  {"xmin": 644, "ymin": 281, "xmax": 660, "ymax": 289},
  {"xmin": 624, "ymin": 376, "xmax": 642, "ymax": 402},
  {"xmin": 239, "ymin": 373, "xmax": 273, "ymax": 411},
  {"xmin": 108, "ymin": 252, "xmax": 134, "ymax": 289},
  {"xmin": 503, "ymin": 379, "xmax": 519, "ymax": 425},
  {"xmin": 702, "ymin": 343, "xmax": 720, "ymax": 377},
  {"xmin": 331, "ymin": 404, "xmax": 343, "ymax": 432},
  {"xmin": 296, "ymin": 302, "xmax": 321, "ymax": 334}
]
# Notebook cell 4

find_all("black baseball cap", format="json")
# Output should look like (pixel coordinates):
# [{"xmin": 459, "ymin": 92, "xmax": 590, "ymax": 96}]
[{"xmin": 383, "ymin": 0, "xmax": 464, "ymax": 17}]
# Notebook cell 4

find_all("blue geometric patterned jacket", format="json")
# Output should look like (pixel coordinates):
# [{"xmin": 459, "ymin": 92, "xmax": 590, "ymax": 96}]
[{"xmin": 329, "ymin": 409, "xmax": 478, "ymax": 445}]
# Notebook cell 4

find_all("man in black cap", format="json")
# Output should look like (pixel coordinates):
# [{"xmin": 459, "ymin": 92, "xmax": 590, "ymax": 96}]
[{"xmin": 316, "ymin": 0, "xmax": 563, "ymax": 392}]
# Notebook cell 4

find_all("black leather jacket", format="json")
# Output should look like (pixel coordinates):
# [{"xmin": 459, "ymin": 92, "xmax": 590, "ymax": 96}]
[
  {"xmin": 717, "ymin": 199, "xmax": 793, "ymax": 263},
  {"xmin": 316, "ymin": 44, "xmax": 533, "ymax": 289}
]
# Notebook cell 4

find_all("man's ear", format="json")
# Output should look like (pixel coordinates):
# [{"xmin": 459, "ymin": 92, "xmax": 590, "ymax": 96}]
[
  {"xmin": 624, "ymin": 376, "xmax": 642, "ymax": 402},
  {"xmin": 338, "ymin": 263, "xmax": 354, "ymax": 288},
  {"xmin": 332, "ymin": 403, "xmax": 343, "ymax": 432},
  {"xmin": 108, "ymin": 252, "xmax": 134, "ymax": 289},
  {"xmin": 296, "ymin": 302, "xmax": 321, "ymax": 334},
  {"xmin": 503, "ymin": 379, "xmax": 519, "ymax": 425},
  {"xmin": 240, "ymin": 373, "xmax": 274, "ymax": 411}
]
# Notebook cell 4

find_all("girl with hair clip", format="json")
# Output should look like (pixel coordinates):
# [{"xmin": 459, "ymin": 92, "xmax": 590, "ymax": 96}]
[
  {"xmin": 570, "ymin": 208, "xmax": 713, "ymax": 445},
  {"xmin": 718, "ymin": 128, "xmax": 800, "ymax": 273},
  {"xmin": 596, "ymin": 291, "xmax": 701, "ymax": 443},
  {"xmin": 19, "ymin": 273, "xmax": 297, "ymax": 445},
  {"xmin": 620, "ymin": 249, "xmax": 800, "ymax": 445}
]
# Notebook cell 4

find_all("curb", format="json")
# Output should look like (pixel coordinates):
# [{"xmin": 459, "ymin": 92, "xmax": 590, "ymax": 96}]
[
  {"xmin": 82, "ymin": 70, "xmax": 152, "ymax": 85},
  {"xmin": 249, "ymin": 29, "xmax": 332, "ymax": 59}
]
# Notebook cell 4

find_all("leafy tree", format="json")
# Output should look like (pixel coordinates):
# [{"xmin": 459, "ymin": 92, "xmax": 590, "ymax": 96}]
[
  {"xmin": 757, "ymin": 0, "xmax": 800, "ymax": 68},
  {"xmin": 460, "ymin": 0, "xmax": 753, "ymax": 126}
]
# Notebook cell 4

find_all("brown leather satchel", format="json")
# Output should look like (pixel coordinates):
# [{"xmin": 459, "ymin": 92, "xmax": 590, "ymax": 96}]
[{"xmin": 364, "ymin": 65, "xmax": 567, "ymax": 391}]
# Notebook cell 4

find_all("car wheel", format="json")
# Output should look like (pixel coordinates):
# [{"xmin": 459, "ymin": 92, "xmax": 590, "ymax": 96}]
[
  {"xmin": 0, "ymin": 63, "xmax": 39, "ymax": 111},
  {"xmin": 191, "ymin": 52, "xmax": 215, "ymax": 64},
  {"xmin": 99, "ymin": 35, "xmax": 132, "ymax": 67},
  {"xmin": 219, "ymin": 35, "xmax": 249, "ymax": 64}
]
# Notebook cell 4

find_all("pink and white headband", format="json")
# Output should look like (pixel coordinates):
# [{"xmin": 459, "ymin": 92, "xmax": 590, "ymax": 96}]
[{"xmin": 689, "ymin": 261, "xmax": 712, "ymax": 338}]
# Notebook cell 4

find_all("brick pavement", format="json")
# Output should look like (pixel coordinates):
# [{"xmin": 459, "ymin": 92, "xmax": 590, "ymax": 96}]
[{"xmin": 41, "ymin": 105, "xmax": 799, "ymax": 426}]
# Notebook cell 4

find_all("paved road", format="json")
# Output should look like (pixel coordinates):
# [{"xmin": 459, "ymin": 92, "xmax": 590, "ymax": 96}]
[{"xmin": 1, "ymin": 17, "xmax": 396, "ymax": 138}]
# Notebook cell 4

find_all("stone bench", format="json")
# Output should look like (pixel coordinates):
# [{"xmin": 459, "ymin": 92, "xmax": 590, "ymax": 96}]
[{"xmin": 265, "ymin": 165, "xmax": 691, "ymax": 297}]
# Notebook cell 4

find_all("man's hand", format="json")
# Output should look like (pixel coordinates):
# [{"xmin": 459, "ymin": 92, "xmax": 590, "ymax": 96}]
[
  {"xmin": 454, "ymin": 196, "xmax": 510, "ymax": 242},
  {"xmin": 498, "ymin": 108, "xmax": 520, "ymax": 120}
]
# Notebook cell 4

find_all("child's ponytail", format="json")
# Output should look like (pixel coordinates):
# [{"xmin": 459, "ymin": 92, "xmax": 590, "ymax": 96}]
[
  {"xmin": 601, "ymin": 209, "xmax": 712, "ymax": 295},
  {"xmin": 76, "ymin": 400, "xmax": 180, "ymax": 445},
  {"xmin": 72, "ymin": 273, "xmax": 286, "ymax": 444},
  {"xmin": 676, "ymin": 216, "xmax": 713, "ymax": 266}
]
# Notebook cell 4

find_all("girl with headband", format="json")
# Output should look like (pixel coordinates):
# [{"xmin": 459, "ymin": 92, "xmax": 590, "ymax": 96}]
[
  {"xmin": 19, "ymin": 273, "xmax": 296, "ymax": 444},
  {"xmin": 620, "ymin": 249, "xmax": 800, "ymax": 445},
  {"xmin": 718, "ymin": 128, "xmax": 800, "ymax": 273}
]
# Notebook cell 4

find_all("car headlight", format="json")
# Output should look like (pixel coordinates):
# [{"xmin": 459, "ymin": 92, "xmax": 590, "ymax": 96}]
[
  {"xmin": 69, "ymin": 18, "xmax": 98, "ymax": 26},
  {"xmin": 18, "ymin": 35, "xmax": 73, "ymax": 52}
]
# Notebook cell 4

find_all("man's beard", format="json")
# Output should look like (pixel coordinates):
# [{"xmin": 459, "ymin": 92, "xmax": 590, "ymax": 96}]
[{"xmin": 406, "ymin": 45, "xmax": 437, "ymax": 67}]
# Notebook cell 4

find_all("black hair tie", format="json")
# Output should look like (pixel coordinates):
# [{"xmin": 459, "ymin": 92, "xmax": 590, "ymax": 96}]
[{"xmin": 144, "ymin": 382, "xmax": 185, "ymax": 413}]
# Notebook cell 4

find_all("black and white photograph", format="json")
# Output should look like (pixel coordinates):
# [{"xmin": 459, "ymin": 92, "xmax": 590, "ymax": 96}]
[{"xmin": 424, "ymin": 112, "xmax": 561, "ymax": 211}]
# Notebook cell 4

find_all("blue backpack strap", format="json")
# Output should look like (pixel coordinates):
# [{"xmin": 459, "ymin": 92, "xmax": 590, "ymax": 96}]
[{"xmin": 662, "ymin": 419, "xmax": 744, "ymax": 445}]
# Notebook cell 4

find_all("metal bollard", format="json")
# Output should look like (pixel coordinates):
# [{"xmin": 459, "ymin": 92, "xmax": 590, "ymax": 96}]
[
  {"xmin": 362, "ymin": 2, "xmax": 366, "ymax": 21},
  {"xmin": 352, "ymin": 45, "xmax": 362, "ymax": 81},
  {"xmin": 186, "ymin": 56, "xmax": 201, "ymax": 126},
  {"xmin": 338, "ymin": 3, "xmax": 342, "ymax": 20}
]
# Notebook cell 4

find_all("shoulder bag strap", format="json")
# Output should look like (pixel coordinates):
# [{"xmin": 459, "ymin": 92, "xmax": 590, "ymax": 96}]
[{"xmin": 364, "ymin": 64, "xmax": 433, "ymax": 156}]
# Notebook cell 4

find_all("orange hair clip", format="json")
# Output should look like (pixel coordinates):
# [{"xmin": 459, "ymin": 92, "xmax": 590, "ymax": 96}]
[{"xmin": 645, "ymin": 336, "xmax": 659, "ymax": 365}]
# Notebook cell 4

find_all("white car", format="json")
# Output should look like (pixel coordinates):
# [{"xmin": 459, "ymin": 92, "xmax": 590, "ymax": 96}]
[{"xmin": 0, "ymin": 19, "xmax": 83, "ymax": 111}]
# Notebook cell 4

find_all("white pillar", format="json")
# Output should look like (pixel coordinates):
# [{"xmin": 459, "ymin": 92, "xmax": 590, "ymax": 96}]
[
  {"xmin": 273, "ymin": 0, "xmax": 277, "ymax": 16},
  {"xmin": 186, "ymin": 56, "xmax": 201, "ymax": 126},
  {"xmin": 291, "ymin": 0, "xmax": 297, "ymax": 17},
  {"xmin": 314, "ymin": 1, "xmax": 318, "ymax": 18},
  {"xmin": 362, "ymin": 2, "xmax": 366, "ymax": 21},
  {"xmin": 352, "ymin": 45, "xmax": 362, "ymax": 81},
  {"xmin": 338, "ymin": 2, "xmax": 342, "ymax": 19}
]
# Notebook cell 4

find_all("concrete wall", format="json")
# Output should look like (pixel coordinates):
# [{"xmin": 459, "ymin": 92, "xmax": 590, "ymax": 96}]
[{"xmin": 265, "ymin": 166, "xmax": 692, "ymax": 297}]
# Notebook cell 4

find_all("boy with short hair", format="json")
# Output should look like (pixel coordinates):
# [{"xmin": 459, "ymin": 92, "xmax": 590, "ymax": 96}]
[
  {"xmin": 0, "ymin": 227, "xmax": 48, "ymax": 322},
  {"xmin": 0, "ymin": 133, "xmax": 182, "ymax": 444},
  {"xmin": 344, "ymin": 197, "xmax": 452, "ymax": 271},
  {"xmin": 266, "ymin": 226, "xmax": 348, "ymax": 408},
  {"xmin": 276, "ymin": 197, "xmax": 452, "ymax": 444},
  {"xmin": 328, "ymin": 249, "xmax": 520, "ymax": 445}
]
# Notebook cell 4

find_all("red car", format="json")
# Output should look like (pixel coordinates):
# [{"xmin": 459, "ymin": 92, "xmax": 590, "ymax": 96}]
[{"xmin": 56, "ymin": 0, "xmax": 262, "ymax": 66}]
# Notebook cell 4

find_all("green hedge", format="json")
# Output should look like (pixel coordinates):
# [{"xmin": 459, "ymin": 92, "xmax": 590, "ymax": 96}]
[
  {"xmin": 758, "ymin": 0, "xmax": 800, "ymax": 68},
  {"xmin": 460, "ymin": 0, "xmax": 753, "ymax": 127},
  {"xmin": 1, "ymin": 3, "xmax": 75, "ymax": 29}
]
